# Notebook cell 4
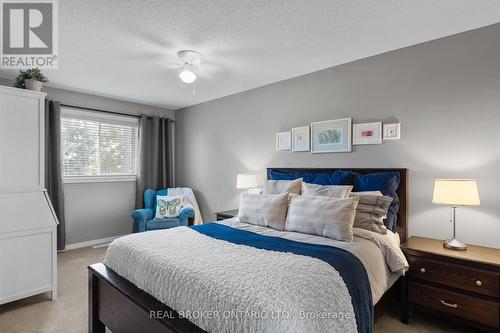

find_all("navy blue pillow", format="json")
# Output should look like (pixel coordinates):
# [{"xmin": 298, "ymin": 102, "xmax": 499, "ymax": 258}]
[
  {"xmin": 268, "ymin": 170, "xmax": 352, "ymax": 185},
  {"xmin": 327, "ymin": 170, "xmax": 352, "ymax": 185},
  {"xmin": 301, "ymin": 172, "xmax": 331, "ymax": 184},
  {"xmin": 353, "ymin": 171, "xmax": 400, "ymax": 231},
  {"xmin": 267, "ymin": 170, "xmax": 300, "ymax": 181}
]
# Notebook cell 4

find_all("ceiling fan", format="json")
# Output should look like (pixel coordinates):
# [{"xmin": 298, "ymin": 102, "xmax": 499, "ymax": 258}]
[{"xmin": 177, "ymin": 50, "xmax": 201, "ymax": 92}]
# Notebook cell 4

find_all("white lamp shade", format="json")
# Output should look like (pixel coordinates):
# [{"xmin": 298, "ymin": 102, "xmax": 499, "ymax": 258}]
[
  {"xmin": 236, "ymin": 174, "xmax": 257, "ymax": 189},
  {"xmin": 179, "ymin": 69, "xmax": 197, "ymax": 83},
  {"xmin": 432, "ymin": 179, "xmax": 480, "ymax": 206}
]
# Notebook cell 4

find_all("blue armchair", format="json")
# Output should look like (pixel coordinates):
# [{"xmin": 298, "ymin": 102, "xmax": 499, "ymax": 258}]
[{"xmin": 132, "ymin": 188, "xmax": 195, "ymax": 232}]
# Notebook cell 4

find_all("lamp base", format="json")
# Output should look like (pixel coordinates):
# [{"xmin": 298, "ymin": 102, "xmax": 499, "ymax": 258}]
[{"xmin": 443, "ymin": 238, "xmax": 467, "ymax": 251}]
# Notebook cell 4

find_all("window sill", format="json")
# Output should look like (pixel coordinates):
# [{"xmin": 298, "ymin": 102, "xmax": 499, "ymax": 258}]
[{"xmin": 63, "ymin": 176, "xmax": 137, "ymax": 184}]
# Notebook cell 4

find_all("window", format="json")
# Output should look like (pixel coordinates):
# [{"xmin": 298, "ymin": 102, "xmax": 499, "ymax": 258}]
[{"xmin": 61, "ymin": 107, "xmax": 139, "ymax": 182}]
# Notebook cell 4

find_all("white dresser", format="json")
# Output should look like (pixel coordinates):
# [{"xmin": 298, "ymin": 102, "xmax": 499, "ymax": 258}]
[{"xmin": 0, "ymin": 85, "xmax": 58, "ymax": 304}]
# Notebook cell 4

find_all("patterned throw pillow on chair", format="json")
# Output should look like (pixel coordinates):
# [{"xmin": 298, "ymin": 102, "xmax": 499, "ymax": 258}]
[{"xmin": 155, "ymin": 195, "xmax": 184, "ymax": 218}]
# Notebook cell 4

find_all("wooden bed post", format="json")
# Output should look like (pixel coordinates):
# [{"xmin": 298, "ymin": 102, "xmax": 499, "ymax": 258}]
[
  {"xmin": 400, "ymin": 276, "xmax": 409, "ymax": 324},
  {"xmin": 88, "ymin": 269, "xmax": 106, "ymax": 333}
]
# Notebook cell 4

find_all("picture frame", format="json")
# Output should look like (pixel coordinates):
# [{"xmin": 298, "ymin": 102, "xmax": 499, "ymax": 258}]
[
  {"xmin": 276, "ymin": 131, "xmax": 291, "ymax": 150},
  {"xmin": 383, "ymin": 122, "xmax": 401, "ymax": 140},
  {"xmin": 311, "ymin": 118, "xmax": 352, "ymax": 153},
  {"xmin": 353, "ymin": 122, "xmax": 382, "ymax": 145},
  {"xmin": 291, "ymin": 126, "xmax": 310, "ymax": 152}
]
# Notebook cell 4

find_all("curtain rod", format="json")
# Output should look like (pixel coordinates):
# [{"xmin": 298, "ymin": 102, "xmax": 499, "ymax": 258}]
[{"xmin": 60, "ymin": 103, "xmax": 174, "ymax": 122}]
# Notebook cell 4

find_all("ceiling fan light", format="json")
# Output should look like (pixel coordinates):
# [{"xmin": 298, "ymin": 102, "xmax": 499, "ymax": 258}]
[{"xmin": 179, "ymin": 69, "xmax": 197, "ymax": 83}]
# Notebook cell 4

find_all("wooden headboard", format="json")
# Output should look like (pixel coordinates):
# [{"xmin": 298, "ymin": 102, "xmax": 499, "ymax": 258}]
[{"xmin": 267, "ymin": 168, "xmax": 409, "ymax": 244}]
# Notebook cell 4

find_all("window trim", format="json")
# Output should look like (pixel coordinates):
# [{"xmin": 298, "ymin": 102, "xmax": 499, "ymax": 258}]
[
  {"xmin": 61, "ymin": 107, "xmax": 139, "ymax": 182},
  {"xmin": 61, "ymin": 107, "xmax": 139, "ymax": 125},
  {"xmin": 63, "ymin": 175, "xmax": 137, "ymax": 184}
]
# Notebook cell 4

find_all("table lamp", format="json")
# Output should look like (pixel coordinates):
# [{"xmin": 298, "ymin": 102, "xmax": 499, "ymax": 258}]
[
  {"xmin": 432, "ymin": 179, "xmax": 480, "ymax": 250},
  {"xmin": 236, "ymin": 174, "xmax": 260, "ymax": 193}
]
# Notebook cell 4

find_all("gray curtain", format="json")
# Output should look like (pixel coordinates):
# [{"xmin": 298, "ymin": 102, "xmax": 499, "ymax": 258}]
[
  {"xmin": 135, "ymin": 115, "xmax": 174, "ymax": 209},
  {"xmin": 45, "ymin": 100, "xmax": 66, "ymax": 250}
]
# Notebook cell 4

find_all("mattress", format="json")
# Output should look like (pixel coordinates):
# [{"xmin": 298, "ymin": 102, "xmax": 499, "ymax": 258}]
[
  {"xmin": 104, "ymin": 219, "xmax": 408, "ymax": 333},
  {"xmin": 218, "ymin": 217, "xmax": 407, "ymax": 304}
]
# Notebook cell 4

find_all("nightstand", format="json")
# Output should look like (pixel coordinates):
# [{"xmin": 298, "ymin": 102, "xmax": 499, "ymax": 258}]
[
  {"xmin": 215, "ymin": 209, "xmax": 239, "ymax": 221},
  {"xmin": 401, "ymin": 236, "xmax": 500, "ymax": 332}
]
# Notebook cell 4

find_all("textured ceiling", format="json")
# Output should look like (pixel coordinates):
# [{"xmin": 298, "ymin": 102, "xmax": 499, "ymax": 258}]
[{"xmin": 1, "ymin": 0, "xmax": 500, "ymax": 110}]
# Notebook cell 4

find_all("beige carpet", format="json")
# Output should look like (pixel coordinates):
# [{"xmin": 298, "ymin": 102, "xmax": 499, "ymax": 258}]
[{"xmin": 0, "ymin": 246, "xmax": 474, "ymax": 333}]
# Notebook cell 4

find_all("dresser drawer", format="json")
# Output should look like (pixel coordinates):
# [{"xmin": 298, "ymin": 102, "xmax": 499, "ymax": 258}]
[
  {"xmin": 407, "ymin": 255, "xmax": 500, "ymax": 297},
  {"xmin": 409, "ymin": 282, "xmax": 500, "ymax": 328}
]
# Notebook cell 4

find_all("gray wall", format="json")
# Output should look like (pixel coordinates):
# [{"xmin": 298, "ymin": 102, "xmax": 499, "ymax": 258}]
[
  {"xmin": 0, "ymin": 78, "xmax": 174, "ymax": 245},
  {"xmin": 176, "ymin": 23, "xmax": 500, "ymax": 249},
  {"xmin": 63, "ymin": 181, "xmax": 136, "ymax": 245}
]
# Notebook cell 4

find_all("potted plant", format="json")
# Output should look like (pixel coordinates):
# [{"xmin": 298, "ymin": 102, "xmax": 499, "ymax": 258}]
[{"xmin": 14, "ymin": 68, "xmax": 49, "ymax": 91}]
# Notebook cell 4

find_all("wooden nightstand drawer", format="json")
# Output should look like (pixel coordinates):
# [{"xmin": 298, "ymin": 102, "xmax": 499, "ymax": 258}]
[
  {"xmin": 407, "ymin": 255, "xmax": 500, "ymax": 298},
  {"xmin": 409, "ymin": 282, "xmax": 500, "ymax": 328}
]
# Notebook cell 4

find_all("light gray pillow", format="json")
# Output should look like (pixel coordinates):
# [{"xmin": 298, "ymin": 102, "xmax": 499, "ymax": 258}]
[
  {"xmin": 301, "ymin": 182, "xmax": 353, "ymax": 198},
  {"xmin": 262, "ymin": 178, "xmax": 302, "ymax": 195},
  {"xmin": 238, "ymin": 193, "xmax": 289, "ymax": 231},
  {"xmin": 285, "ymin": 195, "xmax": 359, "ymax": 241},
  {"xmin": 350, "ymin": 192, "xmax": 393, "ymax": 234},
  {"xmin": 351, "ymin": 191, "xmax": 383, "ymax": 196}
]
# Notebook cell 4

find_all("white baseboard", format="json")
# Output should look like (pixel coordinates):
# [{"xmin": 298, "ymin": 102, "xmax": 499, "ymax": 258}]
[{"xmin": 63, "ymin": 234, "xmax": 128, "ymax": 251}]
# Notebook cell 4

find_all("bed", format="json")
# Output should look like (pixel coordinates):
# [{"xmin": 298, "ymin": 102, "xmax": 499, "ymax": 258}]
[{"xmin": 88, "ymin": 168, "xmax": 408, "ymax": 333}]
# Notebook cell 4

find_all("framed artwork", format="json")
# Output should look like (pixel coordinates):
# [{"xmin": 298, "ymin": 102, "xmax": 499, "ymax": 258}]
[
  {"xmin": 291, "ymin": 126, "xmax": 310, "ymax": 152},
  {"xmin": 311, "ymin": 118, "xmax": 352, "ymax": 153},
  {"xmin": 276, "ymin": 131, "xmax": 291, "ymax": 150},
  {"xmin": 383, "ymin": 123, "xmax": 401, "ymax": 140},
  {"xmin": 353, "ymin": 122, "xmax": 382, "ymax": 145}
]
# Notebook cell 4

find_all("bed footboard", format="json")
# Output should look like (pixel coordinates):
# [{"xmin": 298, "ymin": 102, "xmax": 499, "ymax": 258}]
[
  {"xmin": 88, "ymin": 263, "xmax": 393, "ymax": 332},
  {"xmin": 88, "ymin": 263, "xmax": 205, "ymax": 333}
]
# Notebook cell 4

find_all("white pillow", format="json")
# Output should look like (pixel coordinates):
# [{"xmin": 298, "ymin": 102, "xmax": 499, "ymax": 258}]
[
  {"xmin": 238, "ymin": 193, "xmax": 289, "ymax": 230},
  {"xmin": 262, "ymin": 178, "xmax": 302, "ymax": 195},
  {"xmin": 155, "ymin": 195, "xmax": 184, "ymax": 218},
  {"xmin": 285, "ymin": 195, "xmax": 359, "ymax": 241},
  {"xmin": 301, "ymin": 182, "xmax": 353, "ymax": 198}
]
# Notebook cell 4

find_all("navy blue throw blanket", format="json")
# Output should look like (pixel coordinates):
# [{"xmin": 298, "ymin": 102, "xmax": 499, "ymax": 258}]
[{"xmin": 191, "ymin": 223, "xmax": 373, "ymax": 333}]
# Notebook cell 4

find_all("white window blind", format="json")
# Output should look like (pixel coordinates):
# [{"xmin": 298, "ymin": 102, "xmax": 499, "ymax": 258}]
[{"xmin": 61, "ymin": 108, "xmax": 139, "ymax": 180}]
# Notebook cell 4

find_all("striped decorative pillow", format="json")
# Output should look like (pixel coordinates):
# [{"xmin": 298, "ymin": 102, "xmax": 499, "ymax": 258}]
[
  {"xmin": 262, "ymin": 178, "xmax": 302, "ymax": 195},
  {"xmin": 285, "ymin": 195, "xmax": 359, "ymax": 241},
  {"xmin": 301, "ymin": 182, "xmax": 353, "ymax": 198},
  {"xmin": 238, "ymin": 193, "xmax": 289, "ymax": 231},
  {"xmin": 350, "ymin": 192, "xmax": 393, "ymax": 234}
]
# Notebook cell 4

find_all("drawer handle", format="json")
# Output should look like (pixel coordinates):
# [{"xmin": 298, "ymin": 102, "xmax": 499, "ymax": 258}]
[
  {"xmin": 420, "ymin": 268, "xmax": 426, "ymax": 273},
  {"xmin": 440, "ymin": 300, "xmax": 458, "ymax": 308},
  {"xmin": 476, "ymin": 280, "xmax": 482, "ymax": 287}
]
